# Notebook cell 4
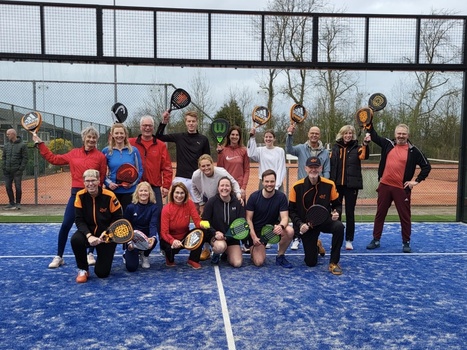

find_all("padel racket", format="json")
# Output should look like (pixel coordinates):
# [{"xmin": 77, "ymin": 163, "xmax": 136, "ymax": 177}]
[
  {"xmin": 225, "ymin": 218, "xmax": 250, "ymax": 240},
  {"xmin": 368, "ymin": 93, "xmax": 387, "ymax": 112},
  {"xmin": 252, "ymin": 106, "xmax": 271, "ymax": 129},
  {"xmin": 21, "ymin": 111, "xmax": 42, "ymax": 134},
  {"xmin": 211, "ymin": 118, "xmax": 230, "ymax": 145},
  {"xmin": 168, "ymin": 88, "xmax": 191, "ymax": 113},
  {"xmin": 111, "ymin": 102, "xmax": 128, "ymax": 123},
  {"xmin": 259, "ymin": 224, "xmax": 281, "ymax": 245},
  {"xmin": 131, "ymin": 230, "xmax": 156, "ymax": 250},
  {"xmin": 100, "ymin": 219, "xmax": 134, "ymax": 244},
  {"xmin": 305, "ymin": 204, "xmax": 329, "ymax": 229},
  {"xmin": 115, "ymin": 163, "xmax": 138, "ymax": 187},
  {"xmin": 179, "ymin": 229, "xmax": 204, "ymax": 251},
  {"xmin": 290, "ymin": 104, "xmax": 308, "ymax": 127}
]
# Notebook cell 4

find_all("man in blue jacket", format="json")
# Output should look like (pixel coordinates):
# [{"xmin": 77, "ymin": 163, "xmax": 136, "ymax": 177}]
[{"xmin": 366, "ymin": 123, "xmax": 431, "ymax": 253}]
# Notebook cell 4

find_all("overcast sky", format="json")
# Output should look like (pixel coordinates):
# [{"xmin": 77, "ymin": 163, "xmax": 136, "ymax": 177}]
[{"xmin": 2, "ymin": 0, "xmax": 466, "ymax": 123}]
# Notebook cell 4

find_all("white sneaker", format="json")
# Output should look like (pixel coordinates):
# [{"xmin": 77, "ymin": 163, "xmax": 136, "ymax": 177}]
[
  {"xmin": 48, "ymin": 256, "xmax": 64, "ymax": 268},
  {"xmin": 141, "ymin": 255, "xmax": 150, "ymax": 269},
  {"xmin": 291, "ymin": 238, "xmax": 300, "ymax": 250},
  {"xmin": 345, "ymin": 241, "xmax": 353, "ymax": 250},
  {"xmin": 87, "ymin": 252, "xmax": 96, "ymax": 266},
  {"xmin": 265, "ymin": 243, "xmax": 271, "ymax": 249}
]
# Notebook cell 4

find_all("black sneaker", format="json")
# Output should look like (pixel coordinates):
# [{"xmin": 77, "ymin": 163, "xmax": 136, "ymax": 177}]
[
  {"xmin": 366, "ymin": 239, "xmax": 380, "ymax": 249},
  {"xmin": 275, "ymin": 255, "xmax": 293, "ymax": 268},
  {"xmin": 403, "ymin": 241, "xmax": 411, "ymax": 253},
  {"xmin": 211, "ymin": 253, "xmax": 220, "ymax": 264}
]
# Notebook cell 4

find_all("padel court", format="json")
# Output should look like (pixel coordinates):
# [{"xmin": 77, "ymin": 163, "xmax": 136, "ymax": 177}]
[{"xmin": 0, "ymin": 222, "xmax": 466, "ymax": 349}]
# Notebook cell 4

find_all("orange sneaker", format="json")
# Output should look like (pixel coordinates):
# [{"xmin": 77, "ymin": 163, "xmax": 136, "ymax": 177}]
[
  {"xmin": 329, "ymin": 263, "xmax": 343, "ymax": 275},
  {"xmin": 187, "ymin": 259, "xmax": 201, "ymax": 269},
  {"xmin": 200, "ymin": 247, "xmax": 211, "ymax": 261},
  {"xmin": 76, "ymin": 269, "xmax": 89, "ymax": 283},
  {"xmin": 317, "ymin": 239, "xmax": 325, "ymax": 257}
]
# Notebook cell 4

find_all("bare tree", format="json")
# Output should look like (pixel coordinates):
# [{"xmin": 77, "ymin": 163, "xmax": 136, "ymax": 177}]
[{"xmin": 188, "ymin": 70, "xmax": 216, "ymax": 133}]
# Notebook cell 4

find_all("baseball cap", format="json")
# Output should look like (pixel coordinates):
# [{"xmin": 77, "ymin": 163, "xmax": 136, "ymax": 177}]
[{"xmin": 306, "ymin": 156, "xmax": 321, "ymax": 167}]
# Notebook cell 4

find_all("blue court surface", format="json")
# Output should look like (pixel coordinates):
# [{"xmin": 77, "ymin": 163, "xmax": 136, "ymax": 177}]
[{"xmin": 0, "ymin": 222, "xmax": 466, "ymax": 350}]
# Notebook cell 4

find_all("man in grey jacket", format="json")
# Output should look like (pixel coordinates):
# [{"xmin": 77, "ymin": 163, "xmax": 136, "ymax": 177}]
[{"xmin": 2, "ymin": 129, "xmax": 28, "ymax": 210}]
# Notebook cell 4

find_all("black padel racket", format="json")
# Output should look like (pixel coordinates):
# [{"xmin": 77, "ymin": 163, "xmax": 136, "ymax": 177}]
[
  {"xmin": 111, "ymin": 102, "xmax": 128, "ymax": 123},
  {"xmin": 225, "ymin": 218, "xmax": 250, "ymax": 240},
  {"xmin": 259, "ymin": 224, "xmax": 281, "ymax": 245},
  {"xmin": 180, "ymin": 229, "xmax": 204, "ymax": 251},
  {"xmin": 290, "ymin": 104, "xmax": 308, "ymax": 127},
  {"xmin": 21, "ymin": 111, "xmax": 42, "ymax": 134},
  {"xmin": 211, "ymin": 118, "xmax": 230, "ymax": 145},
  {"xmin": 100, "ymin": 219, "xmax": 134, "ymax": 244},
  {"xmin": 252, "ymin": 106, "xmax": 271, "ymax": 129},
  {"xmin": 115, "ymin": 163, "xmax": 138, "ymax": 187},
  {"xmin": 305, "ymin": 204, "xmax": 329, "ymax": 229},
  {"xmin": 168, "ymin": 88, "xmax": 191, "ymax": 113},
  {"xmin": 368, "ymin": 93, "xmax": 387, "ymax": 112}
]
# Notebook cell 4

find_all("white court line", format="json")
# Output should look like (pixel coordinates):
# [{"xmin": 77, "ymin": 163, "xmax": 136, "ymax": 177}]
[{"xmin": 214, "ymin": 265, "xmax": 236, "ymax": 350}]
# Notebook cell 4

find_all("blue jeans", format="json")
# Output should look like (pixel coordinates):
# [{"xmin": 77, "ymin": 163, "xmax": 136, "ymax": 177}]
[{"xmin": 57, "ymin": 188, "xmax": 81, "ymax": 257}]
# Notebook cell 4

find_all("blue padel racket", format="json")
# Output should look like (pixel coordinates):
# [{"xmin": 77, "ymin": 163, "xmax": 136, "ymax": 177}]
[
  {"xmin": 225, "ymin": 218, "xmax": 250, "ymax": 240},
  {"xmin": 259, "ymin": 224, "xmax": 281, "ymax": 245}
]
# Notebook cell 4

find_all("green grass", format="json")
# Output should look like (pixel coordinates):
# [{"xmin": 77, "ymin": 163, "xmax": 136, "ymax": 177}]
[{"xmin": 0, "ymin": 214, "xmax": 456, "ymax": 224}]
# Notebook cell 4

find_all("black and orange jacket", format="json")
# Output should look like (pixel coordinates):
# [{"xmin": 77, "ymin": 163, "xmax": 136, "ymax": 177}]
[
  {"xmin": 74, "ymin": 187, "xmax": 123, "ymax": 238},
  {"xmin": 289, "ymin": 176, "xmax": 342, "ymax": 229},
  {"xmin": 330, "ymin": 139, "xmax": 369, "ymax": 189}
]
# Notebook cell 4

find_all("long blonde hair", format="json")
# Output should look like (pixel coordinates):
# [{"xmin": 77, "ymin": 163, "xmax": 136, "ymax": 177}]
[{"xmin": 107, "ymin": 123, "xmax": 133, "ymax": 155}]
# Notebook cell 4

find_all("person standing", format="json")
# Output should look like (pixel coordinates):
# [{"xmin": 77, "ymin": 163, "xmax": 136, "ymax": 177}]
[
  {"xmin": 2, "ymin": 129, "xmax": 28, "ymax": 210},
  {"xmin": 245, "ymin": 169, "xmax": 294, "ymax": 268},
  {"xmin": 129, "ymin": 115, "xmax": 173, "ymax": 207},
  {"xmin": 289, "ymin": 156, "xmax": 345, "ymax": 275},
  {"xmin": 366, "ymin": 123, "xmax": 431, "ymax": 253},
  {"xmin": 330, "ymin": 125, "xmax": 370, "ymax": 250},
  {"xmin": 102, "ymin": 123, "xmax": 143, "ymax": 210},
  {"xmin": 247, "ymin": 129, "xmax": 286, "ymax": 192},
  {"xmin": 216, "ymin": 125, "xmax": 250, "ymax": 201},
  {"xmin": 286, "ymin": 125, "xmax": 330, "ymax": 251},
  {"xmin": 71, "ymin": 169, "xmax": 123, "ymax": 283},
  {"xmin": 156, "ymin": 110, "xmax": 210, "ymax": 198},
  {"xmin": 33, "ymin": 126, "xmax": 107, "ymax": 269}
]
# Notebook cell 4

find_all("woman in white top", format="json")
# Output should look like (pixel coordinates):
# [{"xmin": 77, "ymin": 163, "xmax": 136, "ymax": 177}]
[{"xmin": 247, "ymin": 128, "xmax": 286, "ymax": 191}]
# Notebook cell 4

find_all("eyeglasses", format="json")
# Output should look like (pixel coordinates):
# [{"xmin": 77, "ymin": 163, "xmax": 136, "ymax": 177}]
[
  {"xmin": 84, "ymin": 179, "xmax": 99, "ymax": 184},
  {"xmin": 141, "ymin": 124, "xmax": 154, "ymax": 128}
]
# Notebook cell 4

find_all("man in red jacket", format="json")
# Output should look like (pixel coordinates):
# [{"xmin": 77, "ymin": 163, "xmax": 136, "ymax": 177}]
[{"xmin": 129, "ymin": 115, "xmax": 173, "ymax": 207}]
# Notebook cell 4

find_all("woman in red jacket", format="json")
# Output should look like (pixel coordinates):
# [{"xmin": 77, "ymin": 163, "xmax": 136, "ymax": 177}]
[
  {"xmin": 33, "ymin": 126, "xmax": 107, "ymax": 269},
  {"xmin": 159, "ymin": 182, "xmax": 203, "ymax": 269}
]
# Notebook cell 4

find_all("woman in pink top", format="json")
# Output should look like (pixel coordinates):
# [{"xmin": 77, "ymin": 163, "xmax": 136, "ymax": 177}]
[
  {"xmin": 159, "ymin": 182, "xmax": 203, "ymax": 269},
  {"xmin": 217, "ymin": 126, "xmax": 250, "ymax": 200}
]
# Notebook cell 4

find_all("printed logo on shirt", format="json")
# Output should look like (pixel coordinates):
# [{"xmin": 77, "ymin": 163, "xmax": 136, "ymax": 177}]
[
  {"xmin": 319, "ymin": 194, "xmax": 327, "ymax": 200},
  {"xmin": 226, "ymin": 156, "xmax": 239, "ymax": 161}
]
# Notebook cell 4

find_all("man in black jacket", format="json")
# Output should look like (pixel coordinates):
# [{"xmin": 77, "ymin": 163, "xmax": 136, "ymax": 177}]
[
  {"xmin": 2, "ymin": 129, "xmax": 28, "ymax": 210},
  {"xmin": 366, "ymin": 123, "xmax": 431, "ymax": 253}
]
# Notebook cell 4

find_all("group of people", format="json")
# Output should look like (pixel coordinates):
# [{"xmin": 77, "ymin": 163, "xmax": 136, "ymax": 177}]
[{"xmin": 17, "ymin": 105, "xmax": 430, "ymax": 282}]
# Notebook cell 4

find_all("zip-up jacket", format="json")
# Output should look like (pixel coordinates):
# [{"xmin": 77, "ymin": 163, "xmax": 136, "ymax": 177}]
[
  {"xmin": 129, "ymin": 135, "xmax": 173, "ymax": 190},
  {"xmin": 368, "ymin": 125, "xmax": 431, "ymax": 184},
  {"xmin": 2, "ymin": 136, "xmax": 28, "ymax": 173},
  {"xmin": 285, "ymin": 135, "xmax": 330, "ymax": 179},
  {"xmin": 74, "ymin": 187, "xmax": 123, "ymax": 238},
  {"xmin": 289, "ymin": 176, "xmax": 341, "ymax": 229},
  {"xmin": 201, "ymin": 193, "xmax": 245, "ymax": 240},
  {"xmin": 330, "ymin": 139, "xmax": 369, "ymax": 189}
]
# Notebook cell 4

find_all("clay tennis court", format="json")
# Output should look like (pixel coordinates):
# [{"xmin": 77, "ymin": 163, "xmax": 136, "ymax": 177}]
[{"xmin": 1, "ymin": 163, "xmax": 457, "ymax": 207}]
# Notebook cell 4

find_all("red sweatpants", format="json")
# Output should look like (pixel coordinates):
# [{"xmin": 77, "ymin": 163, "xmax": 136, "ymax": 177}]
[{"xmin": 372, "ymin": 183, "xmax": 412, "ymax": 242}]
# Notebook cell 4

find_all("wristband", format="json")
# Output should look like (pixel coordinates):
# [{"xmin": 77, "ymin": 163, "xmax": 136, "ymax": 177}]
[{"xmin": 86, "ymin": 233, "xmax": 92, "ymax": 239}]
